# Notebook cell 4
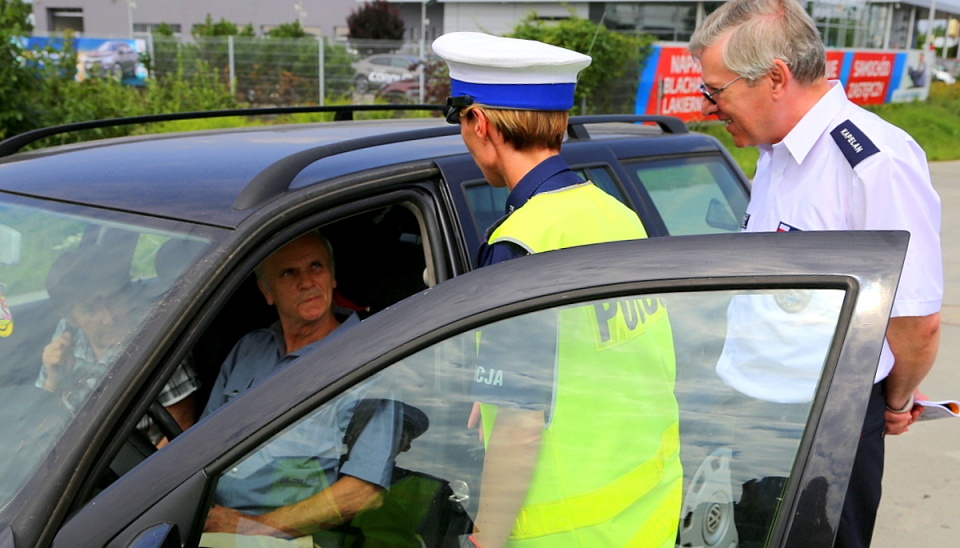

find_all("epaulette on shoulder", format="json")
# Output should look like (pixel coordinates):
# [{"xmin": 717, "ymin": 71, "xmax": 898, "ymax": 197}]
[{"xmin": 830, "ymin": 120, "xmax": 880, "ymax": 168}]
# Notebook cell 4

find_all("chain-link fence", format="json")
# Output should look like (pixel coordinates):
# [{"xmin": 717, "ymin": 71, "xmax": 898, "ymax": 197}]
[{"xmin": 142, "ymin": 35, "xmax": 640, "ymax": 113}]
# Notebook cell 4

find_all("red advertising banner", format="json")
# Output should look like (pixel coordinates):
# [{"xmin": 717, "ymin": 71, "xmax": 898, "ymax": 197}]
[
  {"xmin": 637, "ymin": 46, "xmax": 704, "ymax": 122},
  {"xmin": 844, "ymin": 51, "xmax": 896, "ymax": 105},
  {"xmin": 825, "ymin": 51, "xmax": 845, "ymax": 80},
  {"xmin": 637, "ymin": 45, "xmax": 920, "ymax": 118}
]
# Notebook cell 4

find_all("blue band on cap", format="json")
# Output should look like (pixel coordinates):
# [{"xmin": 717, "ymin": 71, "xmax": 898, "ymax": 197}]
[{"xmin": 451, "ymin": 79, "xmax": 576, "ymax": 110}]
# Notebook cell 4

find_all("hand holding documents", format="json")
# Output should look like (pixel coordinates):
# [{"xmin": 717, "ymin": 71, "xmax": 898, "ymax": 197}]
[{"xmin": 916, "ymin": 399, "xmax": 960, "ymax": 421}]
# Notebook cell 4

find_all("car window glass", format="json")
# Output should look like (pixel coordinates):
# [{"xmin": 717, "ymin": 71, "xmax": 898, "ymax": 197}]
[
  {"xmin": 0, "ymin": 200, "xmax": 210, "ymax": 508},
  {"xmin": 462, "ymin": 181, "xmax": 509, "ymax": 239},
  {"xmin": 628, "ymin": 156, "xmax": 748, "ymax": 235},
  {"xmin": 200, "ymin": 287, "xmax": 843, "ymax": 547},
  {"xmin": 574, "ymin": 166, "xmax": 628, "ymax": 205},
  {"xmin": 191, "ymin": 203, "xmax": 431, "ymax": 417}
]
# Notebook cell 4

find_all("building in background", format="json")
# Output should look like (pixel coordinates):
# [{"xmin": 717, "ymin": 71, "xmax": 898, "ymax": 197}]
[
  {"xmin": 29, "ymin": 0, "xmax": 358, "ymax": 40},
  {"xmin": 28, "ymin": 0, "xmax": 960, "ymax": 52}
]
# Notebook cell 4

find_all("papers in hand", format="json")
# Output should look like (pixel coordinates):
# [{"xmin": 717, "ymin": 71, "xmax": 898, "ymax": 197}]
[{"xmin": 916, "ymin": 399, "xmax": 960, "ymax": 421}]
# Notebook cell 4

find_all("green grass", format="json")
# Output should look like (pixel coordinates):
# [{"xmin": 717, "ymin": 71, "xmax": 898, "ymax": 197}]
[{"xmin": 689, "ymin": 82, "xmax": 960, "ymax": 178}]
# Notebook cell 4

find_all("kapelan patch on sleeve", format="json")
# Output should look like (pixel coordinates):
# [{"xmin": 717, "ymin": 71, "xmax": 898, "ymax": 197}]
[{"xmin": 830, "ymin": 120, "xmax": 880, "ymax": 168}]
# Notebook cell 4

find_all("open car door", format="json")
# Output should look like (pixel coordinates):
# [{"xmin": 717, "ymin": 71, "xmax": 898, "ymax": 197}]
[{"xmin": 54, "ymin": 231, "xmax": 906, "ymax": 548}]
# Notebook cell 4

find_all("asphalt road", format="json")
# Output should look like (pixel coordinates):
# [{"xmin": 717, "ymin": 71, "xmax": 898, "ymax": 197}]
[{"xmin": 873, "ymin": 160, "xmax": 960, "ymax": 545}]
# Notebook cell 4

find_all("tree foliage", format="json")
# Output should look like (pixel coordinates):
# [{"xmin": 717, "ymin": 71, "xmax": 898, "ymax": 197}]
[
  {"xmin": 0, "ymin": 0, "xmax": 42, "ymax": 139},
  {"xmin": 268, "ymin": 20, "xmax": 307, "ymax": 39},
  {"xmin": 192, "ymin": 14, "xmax": 255, "ymax": 38},
  {"xmin": 510, "ymin": 14, "xmax": 654, "ymax": 114},
  {"xmin": 347, "ymin": 0, "xmax": 405, "ymax": 41}
]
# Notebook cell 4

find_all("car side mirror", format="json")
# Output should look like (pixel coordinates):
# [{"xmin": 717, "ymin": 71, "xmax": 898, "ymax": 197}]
[
  {"xmin": 125, "ymin": 522, "xmax": 180, "ymax": 548},
  {"xmin": 705, "ymin": 198, "xmax": 740, "ymax": 232},
  {"xmin": 0, "ymin": 224, "xmax": 22, "ymax": 265}
]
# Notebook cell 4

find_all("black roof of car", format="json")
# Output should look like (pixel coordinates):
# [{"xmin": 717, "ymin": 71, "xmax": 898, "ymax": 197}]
[{"xmin": 0, "ymin": 105, "xmax": 706, "ymax": 228}]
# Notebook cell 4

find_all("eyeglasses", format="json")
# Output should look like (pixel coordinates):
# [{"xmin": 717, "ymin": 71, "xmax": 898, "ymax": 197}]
[
  {"xmin": 445, "ymin": 95, "xmax": 474, "ymax": 124},
  {"xmin": 699, "ymin": 75, "xmax": 744, "ymax": 105}
]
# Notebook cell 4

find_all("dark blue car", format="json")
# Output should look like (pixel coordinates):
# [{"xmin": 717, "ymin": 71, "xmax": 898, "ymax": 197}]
[{"xmin": 0, "ymin": 106, "xmax": 903, "ymax": 547}]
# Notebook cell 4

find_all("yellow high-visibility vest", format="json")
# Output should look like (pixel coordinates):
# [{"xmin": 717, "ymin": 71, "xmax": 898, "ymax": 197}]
[{"xmin": 482, "ymin": 182, "xmax": 682, "ymax": 547}]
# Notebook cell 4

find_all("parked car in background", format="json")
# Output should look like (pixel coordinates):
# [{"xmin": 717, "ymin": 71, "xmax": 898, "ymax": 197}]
[
  {"xmin": 933, "ymin": 62, "xmax": 957, "ymax": 85},
  {"xmin": 351, "ymin": 53, "xmax": 419, "ymax": 93},
  {"xmin": 376, "ymin": 78, "xmax": 421, "ymax": 103},
  {"xmin": 0, "ymin": 105, "xmax": 903, "ymax": 547},
  {"xmin": 81, "ymin": 40, "xmax": 139, "ymax": 79}
]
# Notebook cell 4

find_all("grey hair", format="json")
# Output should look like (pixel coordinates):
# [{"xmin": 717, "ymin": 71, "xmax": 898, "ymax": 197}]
[
  {"xmin": 254, "ymin": 229, "xmax": 335, "ymax": 284},
  {"xmin": 689, "ymin": 0, "xmax": 826, "ymax": 85}
]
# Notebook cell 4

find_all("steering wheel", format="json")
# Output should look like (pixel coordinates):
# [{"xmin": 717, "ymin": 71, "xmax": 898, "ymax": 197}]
[{"xmin": 146, "ymin": 401, "xmax": 183, "ymax": 441}]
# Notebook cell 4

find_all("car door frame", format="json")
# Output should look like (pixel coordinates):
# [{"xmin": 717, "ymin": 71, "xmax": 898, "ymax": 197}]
[
  {"xmin": 54, "ymin": 230, "xmax": 907, "ymax": 548},
  {"xmin": 0, "ymin": 168, "xmax": 468, "ymax": 548}
]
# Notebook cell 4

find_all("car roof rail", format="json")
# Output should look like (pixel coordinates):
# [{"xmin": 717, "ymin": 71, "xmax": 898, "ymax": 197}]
[
  {"xmin": 233, "ymin": 113, "xmax": 690, "ymax": 211},
  {"xmin": 232, "ymin": 124, "xmax": 462, "ymax": 210},
  {"xmin": 0, "ymin": 104, "xmax": 448, "ymax": 158},
  {"xmin": 567, "ymin": 114, "xmax": 688, "ymax": 139}
]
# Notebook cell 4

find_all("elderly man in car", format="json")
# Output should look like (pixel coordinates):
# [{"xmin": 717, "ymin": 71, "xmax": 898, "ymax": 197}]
[{"xmin": 200, "ymin": 230, "xmax": 404, "ymax": 542}]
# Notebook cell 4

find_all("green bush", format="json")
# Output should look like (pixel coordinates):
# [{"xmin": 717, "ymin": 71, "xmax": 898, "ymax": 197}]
[{"xmin": 1, "ymin": 0, "xmax": 44, "ymax": 139}]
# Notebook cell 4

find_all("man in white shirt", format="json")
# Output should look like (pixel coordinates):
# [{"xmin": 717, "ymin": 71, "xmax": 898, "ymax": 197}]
[{"xmin": 689, "ymin": 0, "xmax": 942, "ymax": 546}]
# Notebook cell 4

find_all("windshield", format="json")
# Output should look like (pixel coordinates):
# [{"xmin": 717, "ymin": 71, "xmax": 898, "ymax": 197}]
[{"xmin": 0, "ymin": 198, "xmax": 213, "ymax": 509}]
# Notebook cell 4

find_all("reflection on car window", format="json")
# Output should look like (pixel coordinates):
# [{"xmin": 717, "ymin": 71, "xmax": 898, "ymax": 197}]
[
  {"xmin": 0, "ymin": 200, "xmax": 210, "ymax": 507},
  {"xmin": 574, "ymin": 166, "xmax": 628, "ymax": 206},
  {"xmin": 202, "ymin": 287, "xmax": 844, "ymax": 547},
  {"xmin": 629, "ymin": 156, "xmax": 748, "ymax": 236}
]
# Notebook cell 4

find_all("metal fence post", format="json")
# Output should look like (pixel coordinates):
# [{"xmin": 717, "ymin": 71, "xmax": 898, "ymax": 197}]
[
  {"xmin": 319, "ymin": 37, "xmax": 325, "ymax": 106},
  {"xmin": 228, "ymin": 36, "xmax": 236, "ymax": 98}
]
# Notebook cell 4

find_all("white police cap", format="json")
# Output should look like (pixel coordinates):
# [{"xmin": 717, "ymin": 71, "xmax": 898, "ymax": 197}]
[{"xmin": 432, "ymin": 32, "xmax": 591, "ymax": 111}]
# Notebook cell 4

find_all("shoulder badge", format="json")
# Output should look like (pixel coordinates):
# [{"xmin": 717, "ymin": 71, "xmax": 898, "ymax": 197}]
[{"xmin": 830, "ymin": 120, "xmax": 879, "ymax": 168}]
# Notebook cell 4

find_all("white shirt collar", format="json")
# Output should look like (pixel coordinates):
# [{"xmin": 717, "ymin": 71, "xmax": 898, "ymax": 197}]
[{"xmin": 778, "ymin": 81, "xmax": 848, "ymax": 165}]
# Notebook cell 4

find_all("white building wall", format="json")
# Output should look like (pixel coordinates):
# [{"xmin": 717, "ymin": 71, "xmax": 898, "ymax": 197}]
[
  {"xmin": 441, "ymin": 2, "xmax": 589, "ymax": 35},
  {"xmin": 31, "ymin": 0, "xmax": 357, "ymax": 39}
]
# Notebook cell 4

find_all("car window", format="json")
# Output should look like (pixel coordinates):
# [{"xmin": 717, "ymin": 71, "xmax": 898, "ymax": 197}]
[
  {"xmin": 190, "ymin": 202, "xmax": 434, "ymax": 415},
  {"xmin": 462, "ymin": 167, "xmax": 627, "ymax": 239},
  {"xmin": 0, "ymin": 199, "xmax": 211, "ymax": 508},
  {"xmin": 392, "ymin": 56, "xmax": 413, "ymax": 69},
  {"xmin": 200, "ymin": 287, "xmax": 843, "ymax": 547},
  {"xmin": 626, "ymin": 156, "xmax": 748, "ymax": 235},
  {"xmin": 574, "ymin": 166, "xmax": 629, "ymax": 205}
]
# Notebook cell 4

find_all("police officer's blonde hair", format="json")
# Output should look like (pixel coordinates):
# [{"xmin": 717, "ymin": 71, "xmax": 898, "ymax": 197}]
[
  {"xmin": 464, "ymin": 106, "xmax": 567, "ymax": 151},
  {"xmin": 689, "ymin": 0, "xmax": 826, "ymax": 85}
]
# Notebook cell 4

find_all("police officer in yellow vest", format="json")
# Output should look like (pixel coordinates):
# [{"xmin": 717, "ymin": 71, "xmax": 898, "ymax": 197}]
[{"xmin": 434, "ymin": 32, "xmax": 682, "ymax": 547}]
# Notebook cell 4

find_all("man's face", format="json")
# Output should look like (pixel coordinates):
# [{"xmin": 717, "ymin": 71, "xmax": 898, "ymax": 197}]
[
  {"xmin": 698, "ymin": 39, "xmax": 773, "ymax": 148},
  {"xmin": 257, "ymin": 234, "xmax": 337, "ymax": 328},
  {"xmin": 68, "ymin": 294, "xmax": 127, "ymax": 355}
]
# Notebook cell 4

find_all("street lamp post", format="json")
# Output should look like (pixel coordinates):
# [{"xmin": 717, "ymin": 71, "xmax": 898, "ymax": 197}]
[
  {"xmin": 294, "ymin": 2, "xmax": 306, "ymax": 28},
  {"xmin": 418, "ymin": 0, "xmax": 426, "ymax": 103}
]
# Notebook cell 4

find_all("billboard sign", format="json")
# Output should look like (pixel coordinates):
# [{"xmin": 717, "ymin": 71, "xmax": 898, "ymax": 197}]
[
  {"xmin": 20, "ymin": 37, "xmax": 148, "ymax": 86},
  {"xmin": 636, "ymin": 44, "xmax": 930, "ymax": 121}
]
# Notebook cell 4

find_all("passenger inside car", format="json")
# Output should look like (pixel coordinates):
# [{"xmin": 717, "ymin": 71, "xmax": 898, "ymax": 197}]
[
  {"xmin": 185, "ymin": 208, "xmax": 449, "ymax": 542},
  {"xmin": 39, "ymin": 244, "xmax": 200, "ymax": 445},
  {"xmin": 191, "ymin": 204, "xmax": 431, "ymax": 406},
  {"xmin": 200, "ymin": 231, "xmax": 404, "ymax": 540}
]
